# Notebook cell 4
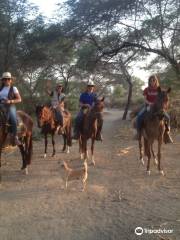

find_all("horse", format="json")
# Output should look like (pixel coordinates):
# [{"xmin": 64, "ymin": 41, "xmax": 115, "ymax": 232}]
[
  {"xmin": 78, "ymin": 97, "xmax": 104, "ymax": 165},
  {"xmin": 0, "ymin": 108, "xmax": 33, "ymax": 182},
  {"xmin": 35, "ymin": 105, "xmax": 72, "ymax": 157},
  {"xmin": 138, "ymin": 87, "xmax": 171, "ymax": 176}
]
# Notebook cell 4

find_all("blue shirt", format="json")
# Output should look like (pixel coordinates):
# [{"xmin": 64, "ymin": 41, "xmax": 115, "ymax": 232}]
[{"xmin": 79, "ymin": 92, "xmax": 97, "ymax": 106}]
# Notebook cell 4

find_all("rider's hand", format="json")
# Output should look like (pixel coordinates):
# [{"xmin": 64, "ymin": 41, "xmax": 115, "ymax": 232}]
[{"xmin": 4, "ymin": 99, "xmax": 11, "ymax": 104}]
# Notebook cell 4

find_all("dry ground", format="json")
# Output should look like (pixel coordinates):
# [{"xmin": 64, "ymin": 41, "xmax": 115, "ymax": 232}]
[{"xmin": 0, "ymin": 109, "xmax": 180, "ymax": 240}]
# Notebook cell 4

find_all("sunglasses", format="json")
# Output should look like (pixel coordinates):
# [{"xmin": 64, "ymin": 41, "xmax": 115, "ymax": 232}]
[{"xmin": 3, "ymin": 78, "xmax": 11, "ymax": 81}]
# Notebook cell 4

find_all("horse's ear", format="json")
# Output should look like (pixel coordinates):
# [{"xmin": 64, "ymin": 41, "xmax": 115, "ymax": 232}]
[
  {"xmin": 167, "ymin": 87, "xmax": 171, "ymax": 94},
  {"xmin": 101, "ymin": 96, "xmax": 105, "ymax": 102},
  {"xmin": 157, "ymin": 86, "xmax": 161, "ymax": 93}
]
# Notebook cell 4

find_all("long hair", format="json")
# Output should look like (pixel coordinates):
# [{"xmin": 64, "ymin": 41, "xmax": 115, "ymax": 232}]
[{"xmin": 148, "ymin": 75, "xmax": 160, "ymax": 88}]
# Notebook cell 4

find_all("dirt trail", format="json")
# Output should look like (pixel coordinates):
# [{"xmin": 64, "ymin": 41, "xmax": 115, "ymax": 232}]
[{"xmin": 0, "ymin": 109, "xmax": 180, "ymax": 240}]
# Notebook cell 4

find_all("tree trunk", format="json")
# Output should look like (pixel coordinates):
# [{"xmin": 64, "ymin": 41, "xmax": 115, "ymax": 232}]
[{"xmin": 122, "ymin": 79, "xmax": 132, "ymax": 120}]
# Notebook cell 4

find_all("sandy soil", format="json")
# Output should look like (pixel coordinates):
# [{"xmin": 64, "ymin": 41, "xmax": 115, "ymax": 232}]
[{"xmin": 0, "ymin": 109, "xmax": 180, "ymax": 240}]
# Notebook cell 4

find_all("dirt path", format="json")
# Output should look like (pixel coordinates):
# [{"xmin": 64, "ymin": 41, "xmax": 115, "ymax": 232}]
[{"xmin": 0, "ymin": 109, "xmax": 180, "ymax": 240}]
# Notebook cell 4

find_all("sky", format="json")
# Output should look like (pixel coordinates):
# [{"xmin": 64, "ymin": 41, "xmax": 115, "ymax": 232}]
[
  {"xmin": 29, "ymin": 0, "xmax": 151, "ymax": 83},
  {"xmin": 29, "ymin": 0, "xmax": 60, "ymax": 18}
]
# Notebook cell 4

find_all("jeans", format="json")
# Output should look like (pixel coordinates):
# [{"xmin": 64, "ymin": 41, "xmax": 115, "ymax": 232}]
[
  {"xmin": 54, "ymin": 108, "xmax": 63, "ymax": 126},
  {"xmin": 137, "ymin": 106, "xmax": 146, "ymax": 131},
  {"xmin": 8, "ymin": 105, "xmax": 18, "ymax": 136},
  {"xmin": 74, "ymin": 110, "xmax": 84, "ymax": 134}
]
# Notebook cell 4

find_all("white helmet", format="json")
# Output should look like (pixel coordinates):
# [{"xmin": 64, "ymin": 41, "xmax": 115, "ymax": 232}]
[
  {"xmin": 87, "ymin": 80, "xmax": 95, "ymax": 86},
  {"xmin": 2, "ymin": 72, "xmax": 12, "ymax": 79}
]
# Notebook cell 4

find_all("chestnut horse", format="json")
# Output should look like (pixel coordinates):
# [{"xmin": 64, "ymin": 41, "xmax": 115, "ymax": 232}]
[
  {"xmin": 138, "ymin": 87, "xmax": 171, "ymax": 176},
  {"xmin": 36, "ymin": 105, "xmax": 72, "ymax": 157},
  {"xmin": 79, "ymin": 97, "xmax": 104, "ymax": 165},
  {"xmin": 0, "ymin": 108, "xmax": 33, "ymax": 182}
]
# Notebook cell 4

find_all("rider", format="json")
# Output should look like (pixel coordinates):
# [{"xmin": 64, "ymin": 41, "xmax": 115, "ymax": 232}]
[
  {"xmin": 135, "ymin": 74, "xmax": 173, "ymax": 143},
  {"xmin": 0, "ymin": 72, "xmax": 22, "ymax": 145},
  {"xmin": 46, "ymin": 83, "xmax": 65, "ymax": 132},
  {"xmin": 73, "ymin": 79, "xmax": 103, "ymax": 141}
]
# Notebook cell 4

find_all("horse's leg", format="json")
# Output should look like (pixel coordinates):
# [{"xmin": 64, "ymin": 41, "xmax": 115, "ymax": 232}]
[
  {"xmin": 44, "ymin": 134, "xmax": 48, "ymax": 158},
  {"xmin": 51, "ymin": 133, "xmax": 55, "ymax": 157},
  {"xmin": 62, "ymin": 133, "xmax": 66, "ymax": 152},
  {"xmin": 66, "ymin": 124, "xmax": 71, "ymax": 154},
  {"xmin": 82, "ymin": 137, "xmax": 87, "ymax": 162},
  {"xmin": 139, "ymin": 136, "xmax": 144, "ymax": 165},
  {"xmin": 79, "ymin": 137, "xmax": 83, "ymax": 160},
  {"xmin": 157, "ymin": 138, "xmax": 164, "ymax": 176},
  {"xmin": 18, "ymin": 144, "xmax": 28, "ymax": 175},
  {"xmin": 146, "ymin": 142, "xmax": 151, "ymax": 175},
  {"xmin": 91, "ymin": 138, "xmax": 95, "ymax": 166},
  {"xmin": 151, "ymin": 144, "xmax": 158, "ymax": 165},
  {"xmin": 0, "ymin": 149, "xmax": 2, "ymax": 183}
]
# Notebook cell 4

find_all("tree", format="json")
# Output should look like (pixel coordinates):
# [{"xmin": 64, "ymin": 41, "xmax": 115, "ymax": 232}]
[{"xmin": 64, "ymin": 0, "xmax": 180, "ymax": 79}]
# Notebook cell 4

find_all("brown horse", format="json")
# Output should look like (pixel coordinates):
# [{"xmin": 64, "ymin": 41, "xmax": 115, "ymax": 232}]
[
  {"xmin": 138, "ymin": 87, "xmax": 171, "ymax": 176},
  {"xmin": 78, "ymin": 97, "xmax": 104, "ymax": 165},
  {"xmin": 36, "ymin": 105, "xmax": 72, "ymax": 157},
  {"xmin": 0, "ymin": 108, "xmax": 33, "ymax": 182}
]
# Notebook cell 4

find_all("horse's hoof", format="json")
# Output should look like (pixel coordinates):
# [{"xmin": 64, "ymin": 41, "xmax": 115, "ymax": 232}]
[
  {"xmin": 160, "ymin": 170, "xmax": 165, "ymax": 176},
  {"xmin": 147, "ymin": 170, "xmax": 151, "ymax": 176},
  {"xmin": 140, "ymin": 158, "xmax": 144, "ymax": 165},
  {"xmin": 44, "ymin": 154, "xmax": 47, "ymax": 158},
  {"xmin": 25, "ymin": 168, "xmax": 28, "ymax": 175},
  {"xmin": 154, "ymin": 158, "xmax": 158, "ymax": 165},
  {"xmin": 21, "ymin": 167, "xmax": 28, "ymax": 175},
  {"xmin": 92, "ymin": 161, "xmax": 95, "ymax": 166},
  {"xmin": 66, "ymin": 148, "xmax": 70, "ymax": 154}
]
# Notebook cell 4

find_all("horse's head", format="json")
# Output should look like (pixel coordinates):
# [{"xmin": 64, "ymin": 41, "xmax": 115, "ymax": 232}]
[
  {"xmin": 93, "ymin": 97, "xmax": 105, "ymax": 113},
  {"xmin": 35, "ymin": 105, "xmax": 52, "ymax": 128},
  {"xmin": 155, "ymin": 87, "xmax": 171, "ymax": 111}
]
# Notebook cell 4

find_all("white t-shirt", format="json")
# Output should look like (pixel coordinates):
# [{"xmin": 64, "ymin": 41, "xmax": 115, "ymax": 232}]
[{"xmin": 0, "ymin": 86, "xmax": 19, "ymax": 100}]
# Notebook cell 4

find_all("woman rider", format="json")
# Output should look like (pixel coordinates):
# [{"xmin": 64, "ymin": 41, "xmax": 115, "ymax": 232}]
[{"xmin": 0, "ymin": 72, "xmax": 22, "ymax": 145}]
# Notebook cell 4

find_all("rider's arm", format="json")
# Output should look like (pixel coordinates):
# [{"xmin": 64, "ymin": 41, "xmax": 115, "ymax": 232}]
[
  {"xmin": 11, "ymin": 92, "xmax": 21, "ymax": 104},
  {"xmin": 46, "ymin": 88, "xmax": 53, "ymax": 96},
  {"xmin": 4, "ymin": 86, "xmax": 21, "ymax": 104}
]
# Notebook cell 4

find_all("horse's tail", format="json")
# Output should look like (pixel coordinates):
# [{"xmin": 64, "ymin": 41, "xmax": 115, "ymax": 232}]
[{"xmin": 26, "ymin": 134, "xmax": 33, "ymax": 165}]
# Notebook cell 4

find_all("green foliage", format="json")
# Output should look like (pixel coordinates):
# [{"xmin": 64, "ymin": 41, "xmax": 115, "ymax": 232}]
[{"xmin": 76, "ymin": 43, "xmax": 98, "ymax": 71}]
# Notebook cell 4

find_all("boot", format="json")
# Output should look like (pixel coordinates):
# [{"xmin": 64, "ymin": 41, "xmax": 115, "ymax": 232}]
[
  {"xmin": 164, "ymin": 131, "xmax": 173, "ymax": 144},
  {"xmin": 14, "ymin": 135, "xmax": 21, "ymax": 146}
]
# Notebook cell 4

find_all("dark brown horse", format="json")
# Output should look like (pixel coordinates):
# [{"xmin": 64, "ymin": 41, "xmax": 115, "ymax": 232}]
[
  {"xmin": 138, "ymin": 87, "xmax": 171, "ymax": 176},
  {"xmin": 0, "ymin": 109, "xmax": 33, "ymax": 182},
  {"xmin": 36, "ymin": 105, "xmax": 72, "ymax": 157},
  {"xmin": 78, "ymin": 97, "xmax": 104, "ymax": 165}
]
